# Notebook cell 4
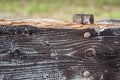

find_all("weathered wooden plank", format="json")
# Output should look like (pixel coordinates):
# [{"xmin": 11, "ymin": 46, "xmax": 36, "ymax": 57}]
[{"xmin": 0, "ymin": 25, "xmax": 119, "ymax": 80}]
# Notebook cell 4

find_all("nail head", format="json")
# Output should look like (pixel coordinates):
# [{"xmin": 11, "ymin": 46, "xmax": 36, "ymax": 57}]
[
  {"xmin": 83, "ymin": 32, "xmax": 91, "ymax": 38},
  {"xmin": 83, "ymin": 70, "xmax": 91, "ymax": 78}
]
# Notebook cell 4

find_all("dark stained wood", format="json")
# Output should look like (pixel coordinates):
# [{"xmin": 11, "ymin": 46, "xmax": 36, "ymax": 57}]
[{"xmin": 0, "ymin": 25, "xmax": 119, "ymax": 80}]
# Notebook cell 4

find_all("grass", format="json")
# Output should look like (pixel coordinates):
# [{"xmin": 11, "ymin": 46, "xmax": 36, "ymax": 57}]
[{"xmin": 0, "ymin": 0, "xmax": 120, "ymax": 22}]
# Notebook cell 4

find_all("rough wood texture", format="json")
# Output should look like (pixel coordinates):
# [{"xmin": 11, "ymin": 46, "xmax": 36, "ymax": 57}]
[
  {"xmin": 0, "ymin": 19, "xmax": 120, "ymax": 80},
  {"xmin": 0, "ymin": 19, "xmax": 114, "ymax": 29},
  {"xmin": 73, "ymin": 14, "xmax": 94, "ymax": 24}
]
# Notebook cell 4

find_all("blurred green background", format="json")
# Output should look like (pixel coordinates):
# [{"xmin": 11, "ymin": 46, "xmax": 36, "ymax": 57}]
[{"xmin": 0, "ymin": 0, "xmax": 120, "ymax": 22}]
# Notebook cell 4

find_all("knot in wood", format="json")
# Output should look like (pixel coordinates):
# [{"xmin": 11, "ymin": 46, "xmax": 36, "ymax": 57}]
[
  {"xmin": 9, "ymin": 49, "xmax": 21, "ymax": 57},
  {"xmin": 84, "ymin": 48, "xmax": 96, "ymax": 59}
]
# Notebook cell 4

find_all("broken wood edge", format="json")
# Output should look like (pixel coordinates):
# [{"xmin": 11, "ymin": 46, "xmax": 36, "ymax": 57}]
[{"xmin": 0, "ymin": 19, "xmax": 120, "ymax": 30}]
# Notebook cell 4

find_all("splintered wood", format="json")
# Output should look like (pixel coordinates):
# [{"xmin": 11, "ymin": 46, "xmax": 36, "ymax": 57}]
[{"xmin": 0, "ymin": 19, "xmax": 113, "ymax": 29}]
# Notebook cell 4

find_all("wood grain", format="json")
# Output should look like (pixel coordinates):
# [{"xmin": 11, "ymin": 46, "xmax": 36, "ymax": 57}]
[{"xmin": 0, "ymin": 25, "xmax": 119, "ymax": 80}]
